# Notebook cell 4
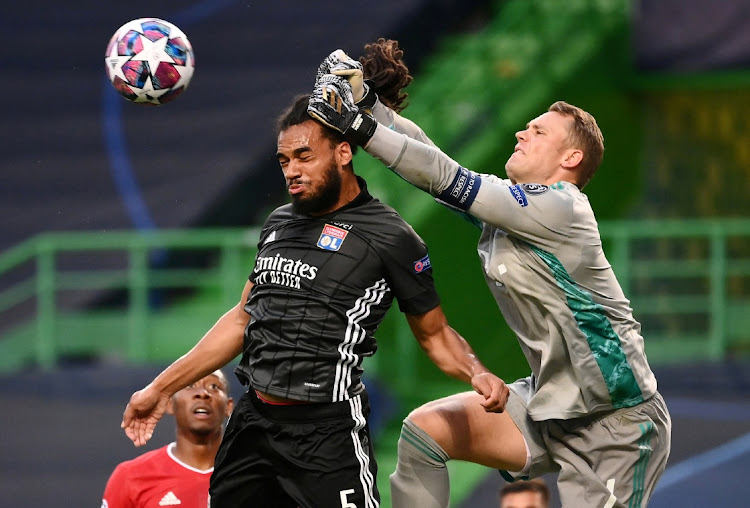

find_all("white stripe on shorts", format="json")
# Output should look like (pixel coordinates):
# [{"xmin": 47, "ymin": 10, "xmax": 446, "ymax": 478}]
[{"xmin": 349, "ymin": 395, "xmax": 379, "ymax": 508}]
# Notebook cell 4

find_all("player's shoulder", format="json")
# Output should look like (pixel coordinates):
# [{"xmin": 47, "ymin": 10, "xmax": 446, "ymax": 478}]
[
  {"xmin": 112, "ymin": 445, "xmax": 169, "ymax": 473},
  {"xmin": 258, "ymin": 204, "xmax": 295, "ymax": 238},
  {"xmin": 346, "ymin": 196, "xmax": 421, "ymax": 240},
  {"xmin": 357, "ymin": 196, "xmax": 402, "ymax": 220},
  {"xmin": 479, "ymin": 172, "xmax": 508, "ymax": 185},
  {"xmin": 547, "ymin": 180, "xmax": 580, "ymax": 197},
  {"xmin": 517, "ymin": 181, "xmax": 580, "ymax": 207},
  {"xmin": 263, "ymin": 203, "xmax": 295, "ymax": 226},
  {"xmin": 546, "ymin": 181, "xmax": 595, "ymax": 215}
]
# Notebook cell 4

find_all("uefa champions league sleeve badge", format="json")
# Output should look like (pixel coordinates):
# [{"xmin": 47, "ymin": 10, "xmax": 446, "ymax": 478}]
[{"xmin": 317, "ymin": 224, "xmax": 348, "ymax": 251}]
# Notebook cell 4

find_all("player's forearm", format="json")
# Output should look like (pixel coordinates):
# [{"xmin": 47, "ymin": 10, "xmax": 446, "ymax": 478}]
[
  {"xmin": 365, "ymin": 123, "xmax": 461, "ymax": 196},
  {"xmin": 372, "ymin": 100, "xmax": 436, "ymax": 147},
  {"xmin": 150, "ymin": 306, "xmax": 246, "ymax": 396},
  {"xmin": 421, "ymin": 328, "xmax": 491, "ymax": 384}
]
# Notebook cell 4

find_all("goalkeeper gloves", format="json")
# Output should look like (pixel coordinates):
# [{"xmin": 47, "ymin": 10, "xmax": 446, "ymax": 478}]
[
  {"xmin": 316, "ymin": 49, "xmax": 375, "ymax": 108},
  {"xmin": 330, "ymin": 60, "xmax": 367, "ymax": 104},
  {"xmin": 315, "ymin": 49, "xmax": 349, "ymax": 82},
  {"xmin": 308, "ymin": 75, "xmax": 377, "ymax": 147}
]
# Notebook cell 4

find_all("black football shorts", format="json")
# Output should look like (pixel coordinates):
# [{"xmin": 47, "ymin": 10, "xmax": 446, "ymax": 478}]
[{"xmin": 209, "ymin": 389, "xmax": 380, "ymax": 508}]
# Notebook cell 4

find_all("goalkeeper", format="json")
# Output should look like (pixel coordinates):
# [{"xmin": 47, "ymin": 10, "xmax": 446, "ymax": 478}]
[{"xmin": 310, "ymin": 45, "xmax": 672, "ymax": 508}]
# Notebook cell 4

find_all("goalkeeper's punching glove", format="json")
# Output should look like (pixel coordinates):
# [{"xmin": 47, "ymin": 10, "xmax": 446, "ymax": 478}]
[
  {"xmin": 330, "ymin": 60, "xmax": 374, "ymax": 108},
  {"xmin": 308, "ymin": 75, "xmax": 377, "ymax": 147},
  {"xmin": 315, "ymin": 49, "xmax": 350, "ymax": 82},
  {"xmin": 316, "ymin": 49, "xmax": 376, "ymax": 109}
]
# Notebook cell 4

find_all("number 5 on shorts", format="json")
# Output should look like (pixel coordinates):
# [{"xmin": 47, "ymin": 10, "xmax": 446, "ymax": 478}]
[{"xmin": 340, "ymin": 489, "xmax": 356, "ymax": 508}]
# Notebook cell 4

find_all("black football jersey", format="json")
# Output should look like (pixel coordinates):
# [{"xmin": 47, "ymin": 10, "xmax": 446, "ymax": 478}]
[{"xmin": 234, "ymin": 178, "xmax": 440, "ymax": 402}]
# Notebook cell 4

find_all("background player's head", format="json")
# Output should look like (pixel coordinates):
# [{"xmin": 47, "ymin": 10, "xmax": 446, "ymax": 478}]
[
  {"xmin": 167, "ymin": 369, "xmax": 233, "ymax": 442},
  {"xmin": 276, "ymin": 95, "xmax": 359, "ymax": 216},
  {"xmin": 505, "ymin": 101, "xmax": 604, "ymax": 190},
  {"xmin": 498, "ymin": 479, "xmax": 550, "ymax": 508}
]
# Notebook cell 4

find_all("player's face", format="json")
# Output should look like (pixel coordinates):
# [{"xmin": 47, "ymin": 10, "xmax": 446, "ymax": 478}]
[
  {"xmin": 500, "ymin": 491, "xmax": 547, "ymax": 508},
  {"xmin": 505, "ymin": 111, "xmax": 574, "ymax": 184},
  {"xmin": 277, "ymin": 121, "xmax": 349, "ymax": 216},
  {"xmin": 170, "ymin": 372, "xmax": 233, "ymax": 437}
]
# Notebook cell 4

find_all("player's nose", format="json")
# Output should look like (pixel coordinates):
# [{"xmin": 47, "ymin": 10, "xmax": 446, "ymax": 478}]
[
  {"xmin": 193, "ymin": 386, "xmax": 211, "ymax": 398},
  {"xmin": 283, "ymin": 159, "xmax": 303, "ymax": 179}
]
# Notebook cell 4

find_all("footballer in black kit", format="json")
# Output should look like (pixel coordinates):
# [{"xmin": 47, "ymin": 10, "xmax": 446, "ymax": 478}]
[
  {"xmin": 123, "ymin": 89, "xmax": 507, "ymax": 508},
  {"xmin": 235, "ymin": 177, "xmax": 438, "ymax": 402},
  {"xmin": 211, "ymin": 178, "xmax": 440, "ymax": 507}
]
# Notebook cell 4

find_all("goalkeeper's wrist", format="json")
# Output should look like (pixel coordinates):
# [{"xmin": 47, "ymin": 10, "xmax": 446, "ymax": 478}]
[
  {"xmin": 355, "ymin": 80, "xmax": 377, "ymax": 112},
  {"xmin": 344, "ymin": 112, "xmax": 377, "ymax": 146}
]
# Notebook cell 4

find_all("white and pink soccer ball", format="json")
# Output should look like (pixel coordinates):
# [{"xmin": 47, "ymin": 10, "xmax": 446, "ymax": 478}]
[{"xmin": 105, "ymin": 18, "xmax": 195, "ymax": 105}]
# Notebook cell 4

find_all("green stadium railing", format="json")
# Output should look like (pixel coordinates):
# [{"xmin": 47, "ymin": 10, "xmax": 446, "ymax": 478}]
[
  {"xmin": 0, "ymin": 228, "xmax": 260, "ymax": 373},
  {"xmin": 604, "ymin": 219, "xmax": 750, "ymax": 362}
]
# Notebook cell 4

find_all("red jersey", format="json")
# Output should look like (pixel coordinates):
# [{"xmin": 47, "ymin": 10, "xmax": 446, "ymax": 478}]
[{"xmin": 102, "ymin": 443, "xmax": 211, "ymax": 508}]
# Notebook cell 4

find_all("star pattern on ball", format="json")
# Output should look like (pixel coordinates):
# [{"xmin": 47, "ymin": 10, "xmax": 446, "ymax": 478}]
[
  {"xmin": 131, "ymin": 35, "xmax": 171, "ymax": 79},
  {"xmin": 105, "ymin": 18, "xmax": 195, "ymax": 106}
]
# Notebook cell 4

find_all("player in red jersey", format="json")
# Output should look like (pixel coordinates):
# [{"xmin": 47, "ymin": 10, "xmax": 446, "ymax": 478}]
[{"xmin": 102, "ymin": 370, "xmax": 233, "ymax": 508}]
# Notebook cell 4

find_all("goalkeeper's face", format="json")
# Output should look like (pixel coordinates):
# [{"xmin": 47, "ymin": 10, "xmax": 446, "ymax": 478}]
[
  {"xmin": 277, "ymin": 120, "xmax": 353, "ymax": 216},
  {"xmin": 505, "ymin": 111, "xmax": 581, "ymax": 184}
]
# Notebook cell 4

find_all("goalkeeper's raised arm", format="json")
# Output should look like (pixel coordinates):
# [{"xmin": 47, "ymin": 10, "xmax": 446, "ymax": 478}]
[{"xmin": 308, "ymin": 73, "xmax": 574, "ymax": 247}]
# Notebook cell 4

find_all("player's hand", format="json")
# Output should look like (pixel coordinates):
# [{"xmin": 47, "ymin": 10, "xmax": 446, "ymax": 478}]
[
  {"xmin": 470, "ymin": 372, "xmax": 509, "ymax": 413},
  {"xmin": 316, "ymin": 49, "xmax": 351, "ymax": 82},
  {"xmin": 309, "ymin": 74, "xmax": 357, "ymax": 132},
  {"xmin": 316, "ymin": 49, "xmax": 372, "ymax": 106},
  {"xmin": 121, "ymin": 384, "xmax": 170, "ymax": 447},
  {"xmin": 308, "ymin": 75, "xmax": 377, "ymax": 146},
  {"xmin": 330, "ymin": 59, "xmax": 368, "ymax": 104}
]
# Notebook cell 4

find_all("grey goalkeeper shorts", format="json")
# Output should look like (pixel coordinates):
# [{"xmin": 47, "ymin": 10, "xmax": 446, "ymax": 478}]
[{"xmin": 501, "ymin": 377, "xmax": 671, "ymax": 508}]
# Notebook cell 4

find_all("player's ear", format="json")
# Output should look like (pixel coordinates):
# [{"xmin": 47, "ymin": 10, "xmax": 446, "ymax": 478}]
[
  {"xmin": 561, "ymin": 148, "xmax": 583, "ymax": 169},
  {"xmin": 225, "ymin": 397, "xmax": 235, "ymax": 419},
  {"xmin": 336, "ymin": 141, "xmax": 353, "ymax": 167},
  {"xmin": 166, "ymin": 397, "xmax": 175, "ymax": 415}
]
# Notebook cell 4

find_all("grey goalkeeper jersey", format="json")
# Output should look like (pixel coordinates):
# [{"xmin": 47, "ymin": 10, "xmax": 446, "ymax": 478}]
[{"xmin": 366, "ymin": 103, "xmax": 657, "ymax": 421}]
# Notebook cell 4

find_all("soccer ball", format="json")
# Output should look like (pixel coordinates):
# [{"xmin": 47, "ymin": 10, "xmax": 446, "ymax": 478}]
[{"xmin": 105, "ymin": 18, "xmax": 195, "ymax": 105}]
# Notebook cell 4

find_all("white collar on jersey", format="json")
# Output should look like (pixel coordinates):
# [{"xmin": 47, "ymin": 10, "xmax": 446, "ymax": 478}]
[{"xmin": 166, "ymin": 442, "xmax": 214, "ymax": 474}]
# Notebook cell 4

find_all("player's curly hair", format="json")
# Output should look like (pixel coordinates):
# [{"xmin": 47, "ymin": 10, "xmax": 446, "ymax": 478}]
[{"xmin": 360, "ymin": 38, "xmax": 413, "ymax": 113}]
